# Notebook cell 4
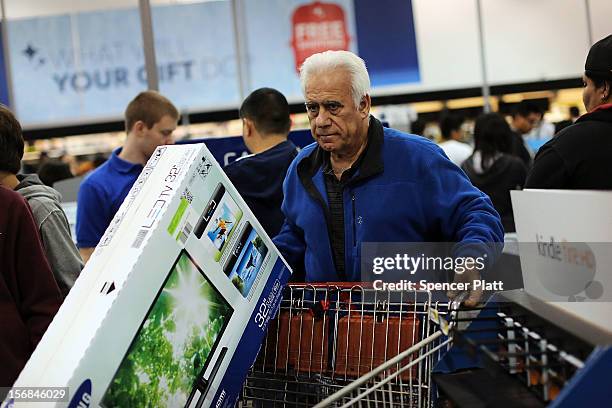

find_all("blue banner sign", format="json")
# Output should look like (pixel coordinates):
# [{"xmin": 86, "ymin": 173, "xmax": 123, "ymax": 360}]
[{"xmin": 7, "ymin": 1, "xmax": 418, "ymax": 127}]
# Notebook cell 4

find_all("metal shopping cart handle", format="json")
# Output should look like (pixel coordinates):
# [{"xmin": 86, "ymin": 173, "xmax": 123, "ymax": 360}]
[
  {"xmin": 429, "ymin": 292, "xmax": 466, "ymax": 336},
  {"xmin": 449, "ymin": 291, "xmax": 467, "ymax": 312},
  {"xmin": 288, "ymin": 281, "xmax": 374, "ymax": 290}
]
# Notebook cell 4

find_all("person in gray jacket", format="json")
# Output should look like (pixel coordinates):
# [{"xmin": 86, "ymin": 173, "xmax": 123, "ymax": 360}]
[{"xmin": 0, "ymin": 105, "xmax": 83, "ymax": 297}]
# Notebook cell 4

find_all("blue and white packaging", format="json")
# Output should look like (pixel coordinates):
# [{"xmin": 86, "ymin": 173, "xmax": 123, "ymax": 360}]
[{"xmin": 7, "ymin": 144, "xmax": 292, "ymax": 408}]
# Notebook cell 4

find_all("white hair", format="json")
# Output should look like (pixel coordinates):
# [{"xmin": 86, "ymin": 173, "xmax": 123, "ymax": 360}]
[{"xmin": 299, "ymin": 50, "xmax": 371, "ymax": 107}]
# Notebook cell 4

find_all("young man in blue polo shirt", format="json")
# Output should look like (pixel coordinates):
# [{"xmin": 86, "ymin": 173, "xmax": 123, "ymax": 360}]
[
  {"xmin": 76, "ymin": 91, "xmax": 179, "ymax": 262},
  {"xmin": 224, "ymin": 88, "xmax": 298, "ymax": 237}
]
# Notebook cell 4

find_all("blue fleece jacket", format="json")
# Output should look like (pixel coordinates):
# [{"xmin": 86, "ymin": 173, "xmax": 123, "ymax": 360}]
[{"xmin": 273, "ymin": 118, "xmax": 504, "ymax": 282}]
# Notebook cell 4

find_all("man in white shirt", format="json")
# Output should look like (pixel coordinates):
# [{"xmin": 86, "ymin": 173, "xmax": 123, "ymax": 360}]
[{"xmin": 438, "ymin": 113, "xmax": 472, "ymax": 167}]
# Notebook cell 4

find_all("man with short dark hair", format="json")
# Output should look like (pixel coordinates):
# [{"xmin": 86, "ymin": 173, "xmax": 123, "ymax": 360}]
[
  {"xmin": 510, "ymin": 101, "xmax": 541, "ymax": 167},
  {"xmin": 0, "ymin": 105, "xmax": 82, "ymax": 296},
  {"xmin": 76, "ymin": 91, "xmax": 179, "ymax": 262},
  {"xmin": 438, "ymin": 113, "xmax": 472, "ymax": 166},
  {"xmin": 224, "ymin": 88, "xmax": 298, "ymax": 237}
]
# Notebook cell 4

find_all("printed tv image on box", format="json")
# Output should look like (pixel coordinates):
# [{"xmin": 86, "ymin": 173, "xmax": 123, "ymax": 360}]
[
  {"xmin": 102, "ymin": 250, "xmax": 232, "ymax": 408},
  {"xmin": 194, "ymin": 183, "xmax": 243, "ymax": 262},
  {"xmin": 224, "ymin": 222, "xmax": 269, "ymax": 298}
]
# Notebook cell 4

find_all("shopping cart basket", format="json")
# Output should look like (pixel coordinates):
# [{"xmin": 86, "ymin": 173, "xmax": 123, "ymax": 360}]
[{"xmin": 241, "ymin": 283, "xmax": 458, "ymax": 407}]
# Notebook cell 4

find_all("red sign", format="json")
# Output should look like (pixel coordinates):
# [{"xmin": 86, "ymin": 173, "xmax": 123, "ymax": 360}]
[{"xmin": 290, "ymin": 1, "xmax": 351, "ymax": 73}]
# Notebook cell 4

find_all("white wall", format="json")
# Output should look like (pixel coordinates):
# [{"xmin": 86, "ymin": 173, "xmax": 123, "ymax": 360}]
[
  {"xmin": 481, "ymin": 0, "xmax": 590, "ymax": 84},
  {"xmin": 370, "ymin": 0, "xmax": 483, "ymax": 96},
  {"xmin": 374, "ymin": 0, "xmax": 601, "ymax": 97},
  {"xmin": 589, "ymin": 0, "xmax": 612, "ymax": 45},
  {"xmin": 409, "ymin": 0, "xmax": 483, "ymax": 91}
]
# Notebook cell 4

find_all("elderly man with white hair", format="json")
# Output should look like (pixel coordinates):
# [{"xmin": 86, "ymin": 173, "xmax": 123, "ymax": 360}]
[{"xmin": 273, "ymin": 50, "xmax": 503, "ymax": 305}]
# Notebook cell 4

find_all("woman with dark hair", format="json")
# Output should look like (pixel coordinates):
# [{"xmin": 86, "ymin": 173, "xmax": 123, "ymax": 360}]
[
  {"xmin": 526, "ymin": 34, "xmax": 612, "ymax": 189},
  {"xmin": 462, "ymin": 113, "xmax": 527, "ymax": 232}
]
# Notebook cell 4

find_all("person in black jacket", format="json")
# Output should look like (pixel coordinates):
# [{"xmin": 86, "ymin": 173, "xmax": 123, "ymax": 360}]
[
  {"xmin": 526, "ymin": 34, "xmax": 612, "ymax": 189},
  {"xmin": 224, "ymin": 88, "xmax": 298, "ymax": 237},
  {"xmin": 462, "ymin": 113, "xmax": 527, "ymax": 232}
]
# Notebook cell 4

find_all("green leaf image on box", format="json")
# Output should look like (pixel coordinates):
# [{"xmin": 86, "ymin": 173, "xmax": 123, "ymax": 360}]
[{"xmin": 101, "ymin": 251, "xmax": 233, "ymax": 408}]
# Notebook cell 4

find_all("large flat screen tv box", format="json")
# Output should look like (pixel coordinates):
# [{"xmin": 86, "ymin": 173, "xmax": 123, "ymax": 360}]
[{"xmin": 8, "ymin": 144, "xmax": 292, "ymax": 408}]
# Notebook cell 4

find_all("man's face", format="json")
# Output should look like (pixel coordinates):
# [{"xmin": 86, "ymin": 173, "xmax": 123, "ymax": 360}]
[
  {"xmin": 513, "ymin": 112, "xmax": 540, "ymax": 135},
  {"xmin": 304, "ymin": 69, "xmax": 369, "ymax": 156},
  {"xmin": 582, "ymin": 74, "xmax": 606, "ymax": 113},
  {"xmin": 141, "ymin": 114, "xmax": 177, "ymax": 159}
]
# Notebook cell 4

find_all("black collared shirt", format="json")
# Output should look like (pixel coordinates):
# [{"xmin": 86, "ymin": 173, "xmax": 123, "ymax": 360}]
[
  {"xmin": 295, "ymin": 115, "xmax": 385, "ymax": 279},
  {"xmin": 322, "ymin": 142, "xmax": 369, "ymax": 273}
]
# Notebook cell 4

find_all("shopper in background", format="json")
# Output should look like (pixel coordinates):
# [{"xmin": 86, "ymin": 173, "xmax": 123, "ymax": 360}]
[
  {"xmin": 37, "ymin": 159, "xmax": 73, "ymax": 187},
  {"xmin": 462, "ymin": 113, "xmax": 527, "ymax": 232},
  {"xmin": 273, "ymin": 50, "xmax": 503, "ymax": 306},
  {"xmin": 526, "ymin": 34, "xmax": 612, "ymax": 189},
  {"xmin": 92, "ymin": 153, "xmax": 107, "ymax": 169},
  {"xmin": 76, "ymin": 91, "xmax": 179, "ymax": 263},
  {"xmin": 0, "ymin": 186, "xmax": 62, "ymax": 390},
  {"xmin": 0, "ymin": 105, "xmax": 83, "ymax": 297},
  {"xmin": 224, "ymin": 88, "xmax": 299, "ymax": 237},
  {"xmin": 554, "ymin": 105, "xmax": 580, "ymax": 134},
  {"xmin": 37, "ymin": 151, "xmax": 50, "ymax": 171},
  {"xmin": 61, "ymin": 153, "xmax": 80, "ymax": 176},
  {"xmin": 525, "ymin": 109, "xmax": 555, "ymax": 140},
  {"xmin": 410, "ymin": 118, "xmax": 426, "ymax": 137},
  {"xmin": 438, "ymin": 113, "xmax": 472, "ymax": 167},
  {"xmin": 509, "ymin": 101, "xmax": 541, "ymax": 167},
  {"xmin": 74, "ymin": 156, "xmax": 95, "ymax": 176}
]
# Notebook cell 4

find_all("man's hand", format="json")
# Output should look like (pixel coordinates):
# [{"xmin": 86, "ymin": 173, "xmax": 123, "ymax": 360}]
[{"xmin": 447, "ymin": 266, "xmax": 482, "ymax": 308}]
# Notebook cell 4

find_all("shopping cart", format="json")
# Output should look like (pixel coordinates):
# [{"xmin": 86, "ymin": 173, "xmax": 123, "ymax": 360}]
[{"xmin": 240, "ymin": 283, "xmax": 458, "ymax": 407}]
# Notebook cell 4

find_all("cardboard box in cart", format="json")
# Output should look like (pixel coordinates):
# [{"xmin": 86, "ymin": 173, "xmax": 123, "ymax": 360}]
[{"xmin": 7, "ymin": 144, "xmax": 292, "ymax": 408}]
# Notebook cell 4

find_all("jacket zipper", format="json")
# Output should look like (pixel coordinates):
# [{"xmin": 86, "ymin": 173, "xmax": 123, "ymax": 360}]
[{"xmin": 351, "ymin": 193, "xmax": 356, "ymax": 247}]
